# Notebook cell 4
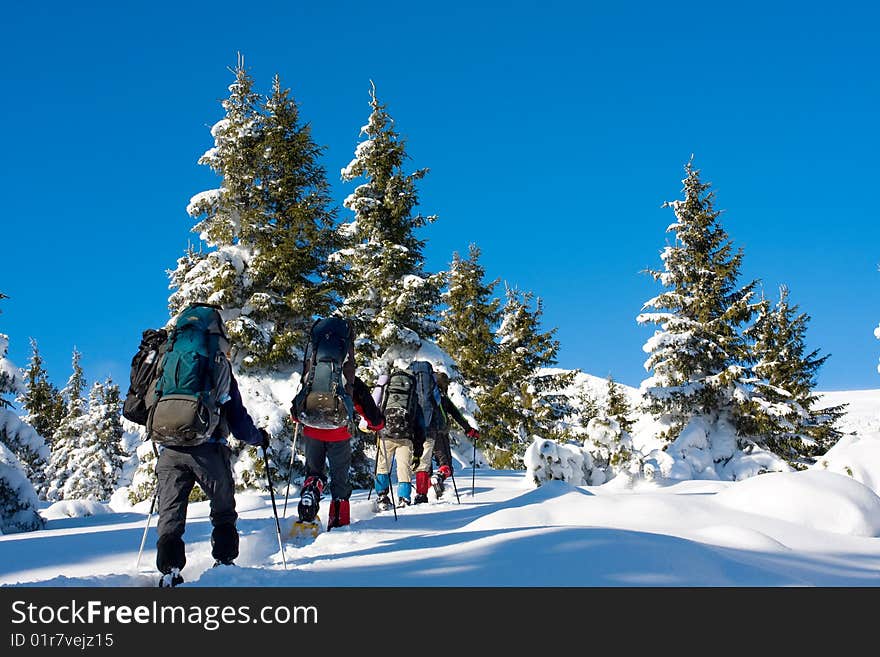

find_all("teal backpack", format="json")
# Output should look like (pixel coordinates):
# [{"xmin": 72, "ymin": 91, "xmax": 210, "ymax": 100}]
[{"xmin": 146, "ymin": 303, "xmax": 231, "ymax": 447}]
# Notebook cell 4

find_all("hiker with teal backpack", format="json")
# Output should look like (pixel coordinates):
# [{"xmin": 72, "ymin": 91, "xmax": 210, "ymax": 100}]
[{"xmin": 124, "ymin": 302, "xmax": 269, "ymax": 587}]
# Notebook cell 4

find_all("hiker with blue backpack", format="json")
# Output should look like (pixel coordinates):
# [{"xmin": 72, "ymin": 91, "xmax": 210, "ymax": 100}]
[{"xmin": 123, "ymin": 302, "xmax": 269, "ymax": 588}]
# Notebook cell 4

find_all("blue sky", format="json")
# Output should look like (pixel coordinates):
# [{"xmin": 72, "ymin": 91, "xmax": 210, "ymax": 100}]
[{"xmin": 2, "ymin": 1, "xmax": 878, "ymax": 394}]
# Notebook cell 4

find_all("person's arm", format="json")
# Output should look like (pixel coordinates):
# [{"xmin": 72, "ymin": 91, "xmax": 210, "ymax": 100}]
[
  {"xmin": 353, "ymin": 377, "xmax": 385, "ymax": 430},
  {"xmin": 441, "ymin": 394, "xmax": 473, "ymax": 432},
  {"xmin": 223, "ymin": 375, "xmax": 263, "ymax": 446}
]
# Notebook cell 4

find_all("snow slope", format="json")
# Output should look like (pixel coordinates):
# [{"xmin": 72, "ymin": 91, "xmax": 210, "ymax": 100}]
[{"xmin": 2, "ymin": 391, "xmax": 880, "ymax": 587}]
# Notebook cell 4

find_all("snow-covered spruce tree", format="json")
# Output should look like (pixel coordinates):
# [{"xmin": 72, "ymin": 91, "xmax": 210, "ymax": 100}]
[
  {"xmin": 438, "ymin": 244, "xmax": 501, "ymax": 392},
  {"xmin": 583, "ymin": 376, "xmax": 639, "ymax": 485},
  {"xmin": 637, "ymin": 159, "xmax": 759, "ymax": 458},
  {"xmin": 478, "ymin": 287, "xmax": 576, "ymax": 468},
  {"xmin": 61, "ymin": 380, "xmax": 126, "ymax": 501},
  {"xmin": 44, "ymin": 349, "xmax": 88, "ymax": 501},
  {"xmin": 4, "ymin": 338, "xmax": 53, "ymax": 490},
  {"xmin": 331, "ymin": 83, "xmax": 444, "ymax": 371},
  {"xmin": 743, "ymin": 286, "xmax": 846, "ymax": 468},
  {"xmin": 165, "ymin": 59, "xmax": 336, "ymax": 491},
  {"xmin": 0, "ymin": 297, "xmax": 45, "ymax": 532},
  {"xmin": 605, "ymin": 376, "xmax": 634, "ymax": 434},
  {"xmin": 18, "ymin": 339, "xmax": 64, "ymax": 451},
  {"xmin": 331, "ymin": 84, "xmax": 445, "ymax": 487}
]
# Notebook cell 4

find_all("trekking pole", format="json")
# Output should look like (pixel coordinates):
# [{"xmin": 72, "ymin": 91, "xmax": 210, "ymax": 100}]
[
  {"xmin": 472, "ymin": 441, "xmax": 476, "ymax": 498},
  {"xmin": 282, "ymin": 422, "xmax": 302, "ymax": 518},
  {"xmin": 261, "ymin": 445, "xmax": 288, "ymax": 570},
  {"xmin": 135, "ymin": 442, "xmax": 161, "ymax": 571},
  {"xmin": 367, "ymin": 430, "xmax": 379, "ymax": 501},
  {"xmin": 449, "ymin": 470, "xmax": 461, "ymax": 504}
]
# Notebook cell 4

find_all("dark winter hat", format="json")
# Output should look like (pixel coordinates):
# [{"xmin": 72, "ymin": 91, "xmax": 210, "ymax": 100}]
[{"xmin": 434, "ymin": 370, "xmax": 450, "ymax": 393}]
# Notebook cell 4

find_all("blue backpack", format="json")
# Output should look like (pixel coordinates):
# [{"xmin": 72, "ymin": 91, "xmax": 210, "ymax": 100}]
[
  {"xmin": 146, "ymin": 304, "xmax": 231, "ymax": 447},
  {"xmin": 407, "ymin": 360, "xmax": 444, "ymax": 434}
]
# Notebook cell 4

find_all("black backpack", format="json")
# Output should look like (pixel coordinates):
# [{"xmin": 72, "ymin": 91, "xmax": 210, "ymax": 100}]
[
  {"xmin": 291, "ymin": 317, "xmax": 355, "ymax": 429},
  {"xmin": 122, "ymin": 328, "xmax": 168, "ymax": 426},
  {"xmin": 380, "ymin": 369, "xmax": 420, "ymax": 440}
]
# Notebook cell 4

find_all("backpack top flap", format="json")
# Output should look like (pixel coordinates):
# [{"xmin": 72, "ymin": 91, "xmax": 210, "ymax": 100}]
[
  {"xmin": 408, "ymin": 360, "xmax": 440, "ymax": 429},
  {"xmin": 159, "ymin": 305, "xmax": 225, "ymax": 396}
]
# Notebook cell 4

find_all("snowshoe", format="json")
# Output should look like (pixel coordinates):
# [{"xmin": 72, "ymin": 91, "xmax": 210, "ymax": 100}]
[
  {"xmin": 375, "ymin": 493, "xmax": 393, "ymax": 512},
  {"xmin": 213, "ymin": 559, "xmax": 235, "ymax": 568},
  {"xmin": 414, "ymin": 493, "xmax": 429, "ymax": 505},
  {"xmin": 431, "ymin": 474, "xmax": 445, "ymax": 498},
  {"xmin": 396, "ymin": 497, "xmax": 411, "ymax": 509},
  {"xmin": 297, "ymin": 476, "xmax": 324, "ymax": 523},
  {"xmin": 158, "ymin": 568, "xmax": 183, "ymax": 588},
  {"xmin": 286, "ymin": 516, "xmax": 322, "ymax": 541}
]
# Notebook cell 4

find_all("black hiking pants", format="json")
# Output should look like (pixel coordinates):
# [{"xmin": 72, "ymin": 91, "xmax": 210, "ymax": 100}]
[
  {"xmin": 302, "ymin": 436, "xmax": 352, "ymax": 501},
  {"xmin": 432, "ymin": 431, "xmax": 454, "ymax": 473},
  {"xmin": 155, "ymin": 442, "xmax": 238, "ymax": 574}
]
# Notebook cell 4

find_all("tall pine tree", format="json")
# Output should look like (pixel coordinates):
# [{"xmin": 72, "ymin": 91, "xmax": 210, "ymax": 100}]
[
  {"xmin": 18, "ymin": 339, "xmax": 64, "ymax": 449},
  {"xmin": 438, "ymin": 244, "xmax": 501, "ymax": 391},
  {"xmin": 479, "ymin": 287, "xmax": 574, "ymax": 468},
  {"xmin": 165, "ymin": 57, "xmax": 337, "ymax": 491},
  {"xmin": 44, "ymin": 349, "xmax": 88, "ymax": 501},
  {"xmin": 0, "ymin": 295, "xmax": 44, "ymax": 532},
  {"xmin": 637, "ymin": 159, "xmax": 759, "ymax": 452},
  {"xmin": 331, "ymin": 83, "xmax": 443, "ymax": 372},
  {"xmin": 744, "ymin": 286, "xmax": 845, "ymax": 467},
  {"xmin": 61, "ymin": 380, "xmax": 126, "ymax": 501}
]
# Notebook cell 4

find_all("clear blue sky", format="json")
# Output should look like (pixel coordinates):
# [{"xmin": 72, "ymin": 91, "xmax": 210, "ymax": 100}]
[{"xmin": 2, "ymin": 1, "xmax": 878, "ymax": 394}]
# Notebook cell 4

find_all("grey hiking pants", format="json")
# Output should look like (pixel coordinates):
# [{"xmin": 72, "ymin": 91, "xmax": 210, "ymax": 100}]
[
  {"xmin": 155, "ymin": 442, "xmax": 238, "ymax": 574},
  {"xmin": 302, "ymin": 435, "xmax": 352, "ymax": 501}
]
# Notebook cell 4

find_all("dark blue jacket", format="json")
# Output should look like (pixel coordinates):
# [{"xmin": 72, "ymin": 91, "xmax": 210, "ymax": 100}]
[{"xmin": 215, "ymin": 374, "xmax": 263, "ymax": 446}]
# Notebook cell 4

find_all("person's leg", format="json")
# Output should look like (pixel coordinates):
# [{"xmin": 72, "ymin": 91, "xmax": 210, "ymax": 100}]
[
  {"xmin": 396, "ymin": 440, "xmax": 413, "ymax": 503},
  {"xmin": 433, "ymin": 431, "xmax": 453, "ymax": 475},
  {"xmin": 325, "ymin": 440, "xmax": 352, "ymax": 502},
  {"xmin": 414, "ymin": 433, "xmax": 435, "ymax": 502},
  {"xmin": 375, "ymin": 436, "xmax": 393, "ymax": 496},
  {"xmin": 190, "ymin": 443, "xmax": 238, "ymax": 566},
  {"xmin": 155, "ymin": 447, "xmax": 196, "ymax": 575},
  {"xmin": 299, "ymin": 435, "xmax": 327, "ymax": 521},
  {"xmin": 431, "ymin": 431, "xmax": 453, "ymax": 496},
  {"xmin": 324, "ymin": 438, "xmax": 353, "ymax": 529}
]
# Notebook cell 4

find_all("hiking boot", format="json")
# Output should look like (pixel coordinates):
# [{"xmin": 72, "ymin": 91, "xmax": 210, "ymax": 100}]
[
  {"xmin": 213, "ymin": 559, "xmax": 235, "ymax": 568},
  {"xmin": 396, "ymin": 497, "xmax": 411, "ymax": 508},
  {"xmin": 158, "ymin": 568, "xmax": 183, "ymax": 588},
  {"xmin": 414, "ymin": 493, "xmax": 429, "ymax": 505},
  {"xmin": 376, "ymin": 493, "xmax": 393, "ymax": 511},
  {"xmin": 298, "ymin": 476, "xmax": 324, "ymax": 523}
]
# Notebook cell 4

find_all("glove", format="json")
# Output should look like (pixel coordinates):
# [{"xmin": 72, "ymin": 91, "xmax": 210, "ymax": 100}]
[
  {"xmin": 367, "ymin": 419, "xmax": 385, "ymax": 432},
  {"xmin": 466, "ymin": 427, "xmax": 480, "ymax": 439},
  {"xmin": 258, "ymin": 428, "xmax": 271, "ymax": 450}
]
